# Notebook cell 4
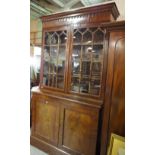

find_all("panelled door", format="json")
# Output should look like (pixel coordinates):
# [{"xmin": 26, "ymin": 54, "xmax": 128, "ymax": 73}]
[{"xmin": 31, "ymin": 95, "xmax": 60, "ymax": 146}]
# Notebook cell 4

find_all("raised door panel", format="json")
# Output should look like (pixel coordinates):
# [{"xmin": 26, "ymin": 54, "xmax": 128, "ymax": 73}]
[
  {"xmin": 31, "ymin": 95, "xmax": 60, "ymax": 146},
  {"xmin": 59, "ymin": 103, "xmax": 99, "ymax": 155},
  {"xmin": 100, "ymin": 29, "xmax": 125, "ymax": 155},
  {"xmin": 109, "ymin": 36, "xmax": 125, "ymax": 135}
]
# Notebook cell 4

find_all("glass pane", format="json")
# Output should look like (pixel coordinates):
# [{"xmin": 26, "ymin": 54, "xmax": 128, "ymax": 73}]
[
  {"xmin": 44, "ymin": 46, "xmax": 50, "ymax": 62},
  {"xmin": 81, "ymin": 61, "xmax": 90, "ymax": 77},
  {"xmin": 59, "ymin": 46, "xmax": 65, "ymax": 58},
  {"xmin": 72, "ymin": 61, "xmax": 80, "ymax": 75},
  {"xmin": 70, "ymin": 27, "xmax": 105, "ymax": 96},
  {"xmin": 82, "ymin": 45, "xmax": 91, "ymax": 61},
  {"xmin": 45, "ymin": 32, "xmax": 58, "ymax": 45},
  {"xmin": 90, "ymin": 80, "xmax": 100, "ymax": 95},
  {"xmin": 72, "ymin": 45, "xmax": 81, "ymax": 61},
  {"xmin": 72, "ymin": 45, "xmax": 81, "ymax": 75},
  {"xmin": 49, "ymin": 59, "xmax": 57, "ymax": 75},
  {"xmin": 43, "ymin": 46, "xmax": 50, "ymax": 86},
  {"xmin": 80, "ymin": 28, "xmax": 87, "ymax": 33},
  {"xmin": 50, "ymin": 47, "xmax": 57, "ymax": 58},
  {"xmin": 94, "ymin": 29, "xmax": 104, "ymax": 43},
  {"xmin": 42, "ymin": 30, "xmax": 67, "ymax": 90},
  {"xmin": 43, "ymin": 72, "xmax": 48, "ymax": 85},
  {"xmin": 92, "ymin": 62, "xmax": 101, "ymax": 77},
  {"xmin": 57, "ymin": 76, "xmax": 64, "ymax": 89},
  {"xmin": 50, "ymin": 47, "xmax": 57, "ymax": 74},
  {"xmin": 45, "ymin": 32, "xmax": 50, "ymax": 45},
  {"xmin": 59, "ymin": 31, "xmax": 67, "ymax": 44},
  {"xmin": 92, "ymin": 45, "xmax": 103, "ymax": 61},
  {"xmin": 83, "ymin": 30, "xmax": 92, "ymax": 44},
  {"xmin": 80, "ymin": 78, "xmax": 89, "ymax": 94},
  {"xmin": 48, "ymin": 75, "xmax": 56, "ymax": 87},
  {"xmin": 57, "ymin": 60, "xmax": 65, "ymax": 75},
  {"xmin": 71, "ymin": 77, "xmax": 79, "ymax": 92},
  {"xmin": 58, "ymin": 46, "xmax": 65, "ymax": 75},
  {"xmin": 51, "ymin": 33, "xmax": 58, "ymax": 44},
  {"xmin": 73, "ymin": 31, "xmax": 82, "ymax": 44}
]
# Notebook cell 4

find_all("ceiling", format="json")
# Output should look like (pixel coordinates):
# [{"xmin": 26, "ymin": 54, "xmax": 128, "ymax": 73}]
[{"xmin": 30, "ymin": 0, "xmax": 111, "ymax": 19}]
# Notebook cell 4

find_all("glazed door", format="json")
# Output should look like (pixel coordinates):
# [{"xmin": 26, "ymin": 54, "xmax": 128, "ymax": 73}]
[
  {"xmin": 31, "ymin": 95, "xmax": 60, "ymax": 146},
  {"xmin": 40, "ymin": 28, "xmax": 69, "ymax": 91},
  {"xmin": 69, "ymin": 26, "xmax": 107, "ymax": 98},
  {"xmin": 58, "ymin": 101, "xmax": 99, "ymax": 155}
]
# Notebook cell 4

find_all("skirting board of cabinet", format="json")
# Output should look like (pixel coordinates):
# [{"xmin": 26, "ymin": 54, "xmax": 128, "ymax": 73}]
[{"xmin": 31, "ymin": 136, "xmax": 71, "ymax": 155}]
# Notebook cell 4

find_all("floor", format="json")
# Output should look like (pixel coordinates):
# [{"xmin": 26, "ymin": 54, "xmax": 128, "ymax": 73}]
[{"xmin": 30, "ymin": 145, "xmax": 48, "ymax": 155}]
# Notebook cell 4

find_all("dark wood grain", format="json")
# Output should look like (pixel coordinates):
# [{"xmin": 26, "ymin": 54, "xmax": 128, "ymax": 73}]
[
  {"xmin": 100, "ymin": 30, "xmax": 125, "ymax": 155},
  {"xmin": 41, "ymin": 2, "xmax": 119, "ymax": 28},
  {"xmin": 109, "ymin": 37, "xmax": 125, "ymax": 136},
  {"xmin": 31, "ymin": 94, "xmax": 60, "ymax": 146},
  {"xmin": 58, "ymin": 102, "xmax": 99, "ymax": 155},
  {"xmin": 30, "ymin": 2, "xmax": 125, "ymax": 155}
]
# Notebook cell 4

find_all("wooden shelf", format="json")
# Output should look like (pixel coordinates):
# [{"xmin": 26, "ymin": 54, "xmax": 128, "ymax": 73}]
[
  {"xmin": 73, "ymin": 42, "xmax": 104, "ymax": 46},
  {"xmin": 44, "ymin": 44, "xmax": 66, "ymax": 47}
]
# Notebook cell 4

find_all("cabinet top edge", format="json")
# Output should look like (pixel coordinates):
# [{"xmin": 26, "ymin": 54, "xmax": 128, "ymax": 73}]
[
  {"xmin": 41, "ymin": 2, "xmax": 119, "ymax": 22},
  {"xmin": 101, "ymin": 20, "xmax": 125, "ymax": 29},
  {"xmin": 31, "ymin": 87, "xmax": 103, "ymax": 109}
]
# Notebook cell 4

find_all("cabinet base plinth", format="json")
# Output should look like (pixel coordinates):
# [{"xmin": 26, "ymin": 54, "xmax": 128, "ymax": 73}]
[{"xmin": 30, "ymin": 136, "xmax": 70, "ymax": 155}]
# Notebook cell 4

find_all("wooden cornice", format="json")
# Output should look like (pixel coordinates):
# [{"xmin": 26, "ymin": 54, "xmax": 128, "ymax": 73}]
[{"xmin": 41, "ymin": 2, "xmax": 119, "ymax": 22}]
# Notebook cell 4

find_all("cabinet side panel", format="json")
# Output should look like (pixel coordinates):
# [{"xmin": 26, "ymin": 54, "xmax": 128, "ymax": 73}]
[
  {"xmin": 100, "ymin": 30, "xmax": 125, "ymax": 155},
  {"xmin": 109, "ymin": 37, "xmax": 125, "ymax": 136}
]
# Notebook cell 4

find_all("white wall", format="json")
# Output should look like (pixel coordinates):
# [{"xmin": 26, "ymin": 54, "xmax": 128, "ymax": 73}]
[{"xmin": 114, "ymin": 0, "xmax": 125, "ymax": 20}]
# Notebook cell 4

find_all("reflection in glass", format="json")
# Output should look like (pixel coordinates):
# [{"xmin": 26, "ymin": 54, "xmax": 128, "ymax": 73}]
[
  {"xmin": 81, "ymin": 61, "xmax": 90, "ymax": 76},
  {"xmin": 42, "ymin": 30, "xmax": 67, "ymax": 89},
  {"xmin": 57, "ymin": 76, "xmax": 64, "ymax": 88},
  {"xmin": 49, "ymin": 75, "xmax": 56, "ymax": 87},
  {"xmin": 94, "ymin": 29, "xmax": 104, "ymax": 43},
  {"xmin": 82, "ymin": 45, "xmax": 91, "ymax": 61},
  {"xmin": 73, "ymin": 31, "xmax": 82, "ymax": 43},
  {"xmin": 60, "ymin": 32, "xmax": 67, "ymax": 44},
  {"xmin": 72, "ymin": 61, "xmax": 80, "ymax": 75},
  {"xmin": 83, "ymin": 31, "xmax": 92, "ymax": 44},
  {"xmin": 71, "ymin": 77, "xmax": 79, "ymax": 92},
  {"xmin": 92, "ymin": 62, "xmax": 101, "ymax": 77},
  {"xmin": 90, "ymin": 80, "xmax": 100, "ymax": 95},
  {"xmin": 71, "ymin": 27, "xmax": 105, "ymax": 95},
  {"xmin": 45, "ymin": 32, "xmax": 50, "ymax": 45},
  {"xmin": 92, "ymin": 45, "xmax": 103, "ymax": 55},
  {"xmin": 57, "ymin": 60, "xmax": 65, "ymax": 75},
  {"xmin": 72, "ymin": 45, "xmax": 81, "ymax": 60},
  {"xmin": 58, "ymin": 47, "xmax": 65, "ymax": 75},
  {"xmin": 50, "ymin": 47, "xmax": 57, "ymax": 57},
  {"xmin": 80, "ymin": 79, "xmax": 89, "ymax": 93},
  {"xmin": 44, "ymin": 47, "xmax": 50, "ymax": 62},
  {"xmin": 49, "ymin": 61, "xmax": 56, "ymax": 74},
  {"xmin": 45, "ymin": 32, "xmax": 58, "ymax": 45}
]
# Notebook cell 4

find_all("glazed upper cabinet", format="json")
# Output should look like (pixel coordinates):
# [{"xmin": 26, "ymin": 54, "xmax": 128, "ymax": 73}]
[
  {"xmin": 42, "ymin": 29, "xmax": 68, "ymax": 90},
  {"xmin": 31, "ymin": 2, "xmax": 125, "ymax": 155},
  {"xmin": 39, "ymin": 2, "xmax": 120, "ymax": 98},
  {"xmin": 41, "ymin": 26, "xmax": 106, "ymax": 97},
  {"xmin": 69, "ymin": 27, "xmax": 106, "ymax": 96}
]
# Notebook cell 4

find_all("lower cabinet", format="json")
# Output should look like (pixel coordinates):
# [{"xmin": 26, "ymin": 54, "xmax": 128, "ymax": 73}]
[
  {"xmin": 31, "ymin": 93, "xmax": 100, "ymax": 155},
  {"xmin": 31, "ymin": 94, "xmax": 60, "ymax": 146},
  {"xmin": 58, "ymin": 102, "xmax": 99, "ymax": 155}
]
